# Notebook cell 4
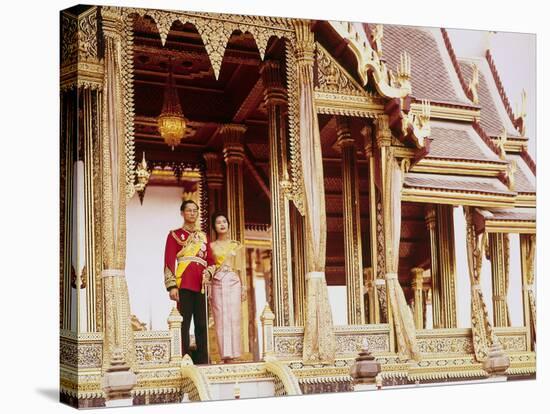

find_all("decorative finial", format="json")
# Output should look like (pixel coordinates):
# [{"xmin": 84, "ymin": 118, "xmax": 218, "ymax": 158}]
[
  {"xmin": 496, "ymin": 128, "xmax": 508, "ymax": 160},
  {"xmin": 505, "ymin": 160, "xmax": 517, "ymax": 191},
  {"xmin": 482, "ymin": 335, "xmax": 510, "ymax": 376},
  {"xmin": 372, "ymin": 24, "xmax": 384, "ymax": 58},
  {"xmin": 135, "ymin": 151, "xmax": 150, "ymax": 205},
  {"xmin": 350, "ymin": 340, "xmax": 381, "ymax": 386},
  {"xmin": 515, "ymin": 89, "xmax": 527, "ymax": 136},
  {"xmin": 397, "ymin": 51, "xmax": 412, "ymax": 93},
  {"xmin": 419, "ymin": 99, "xmax": 431, "ymax": 129}
]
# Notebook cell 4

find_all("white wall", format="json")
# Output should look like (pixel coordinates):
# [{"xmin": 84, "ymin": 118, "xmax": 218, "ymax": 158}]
[
  {"xmin": 328, "ymin": 285, "xmax": 348, "ymax": 325},
  {"xmin": 508, "ymin": 234, "xmax": 524, "ymax": 326},
  {"xmin": 453, "ymin": 207, "xmax": 471, "ymax": 328},
  {"xmin": 126, "ymin": 186, "xmax": 184, "ymax": 330},
  {"xmin": 480, "ymin": 243, "xmax": 494, "ymax": 324},
  {"xmin": 254, "ymin": 277, "xmax": 266, "ymax": 355}
]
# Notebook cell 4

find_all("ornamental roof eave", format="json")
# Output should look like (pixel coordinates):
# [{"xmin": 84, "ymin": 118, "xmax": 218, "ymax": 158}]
[
  {"xmin": 474, "ymin": 207, "xmax": 536, "ymax": 234},
  {"xmin": 325, "ymin": 21, "xmax": 431, "ymax": 151},
  {"xmin": 403, "ymin": 172, "xmax": 515, "ymax": 196}
]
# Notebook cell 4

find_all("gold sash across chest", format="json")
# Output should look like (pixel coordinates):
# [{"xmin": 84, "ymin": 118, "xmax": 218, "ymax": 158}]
[{"xmin": 172, "ymin": 230, "xmax": 207, "ymax": 288}]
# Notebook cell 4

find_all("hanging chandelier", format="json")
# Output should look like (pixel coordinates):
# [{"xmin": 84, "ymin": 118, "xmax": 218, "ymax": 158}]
[{"xmin": 158, "ymin": 57, "xmax": 186, "ymax": 149}]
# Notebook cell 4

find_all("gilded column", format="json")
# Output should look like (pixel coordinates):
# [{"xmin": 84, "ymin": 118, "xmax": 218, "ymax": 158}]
[
  {"xmin": 60, "ymin": 84, "xmax": 76, "ymax": 331},
  {"xmin": 222, "ymin": 124, "xmax": 247, "ymax": 242},
  {"xmin": 203, "ymin": 152, "xmax": 224, "ymax": 239},
  {"xmin": 99, "ymin": 6, "xmax": 136, "ymax": 403},
  {"xmin": 411, "ymin": 268, "xmax": 424, "ymax": 329},
  {"xmin": 520, "ymin": 234, "xmax": 536, "ymax": 350},
  {"xmin": 336, "ymin": 116, "xmax": 365, "ymax": 325},
  {"xmin": 373, "ymin": 116, "xmax": 394, "ymax": 352},
  {"xmin": 436, "ymin": 204, "xmax": 458, "ymax": 328},
  {"xmin": 291, "ymin": 206, "xmax": 307, "ymax": 326},
  {"xmin": 293, "ymin": 19, "xmax": 336, "ymax": 363},
  {"xmin": 221, "ymin": 124, "xmax": 251, "ymax": 355},
  {"xmin": 424, "ymin": 205, "xmax": 442, "ymax": 328},
  {"xmin": 489, "ymin": 233, "xmax": 510, "ymax": 327},
  {"xmin": 82, "ymin": 86, "xmax": 100, "ymax": 332},
  {"xmin": 361, "ymin": 126, "xmax": 380, "ymax": 324},
  {"xmin": 260, "ymin": 60, "xmax": 295, "ymax": 326},
  {"xmin": 61, "ymin": 6, "xmax": 105, "ymax": 334}
]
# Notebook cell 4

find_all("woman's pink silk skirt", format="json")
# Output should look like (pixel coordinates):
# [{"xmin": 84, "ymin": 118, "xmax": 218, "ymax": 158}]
[{"xmin": 211, "ymin": 270, "xmax": 242, "ymax": 359}]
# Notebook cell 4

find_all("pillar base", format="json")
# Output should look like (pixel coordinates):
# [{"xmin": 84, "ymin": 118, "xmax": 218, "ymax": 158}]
[
  {"xmin": 353, "ymin": 383, "xmax": 378, "ymax": 392},
  {"xmin": 105, "ymin": 397, "xmax": 134, "ymax": 408},
  {"xmin": 101, "ymin": 349, "xmax": 137, "ymax": 406}
]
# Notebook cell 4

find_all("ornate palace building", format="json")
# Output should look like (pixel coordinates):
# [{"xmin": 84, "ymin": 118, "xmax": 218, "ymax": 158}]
[{"xmin": 60, "ymin": 5, "xmax": 536, "ymax": 408}]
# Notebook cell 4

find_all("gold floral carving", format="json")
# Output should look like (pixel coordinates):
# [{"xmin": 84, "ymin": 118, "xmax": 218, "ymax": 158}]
[
  {"xmin": 135, "ymin": 343, "xmax": 170, "ymax": 364},
  {"xmin": 316, "ymin": 44, "xmax": 370, "ymax": 96},
  {"xmin": 416, "ymin": 337, "xmax": 474, "ymax": 354},
  {"xmin": 273, "ymin": 326, "xmax": 390, "ymax": 358},
  {"xmin": 285, "ymin": 37, "xmax": 306, "ymax": 215},
  {"xmin": 124, "ymin": 8, "xmax": 291, "ymax": 79},
  {"xmin": 60, "ymin": 341, "xmax": 103, "ymax": 369},
  {"xmin": 496, "ymin": 335, "xmax": 527, "ymax": 352},
  {"xmin": 61, "ymin": 12, "xmax": 78, "ymax": 67},
  {"xmin": 92, "ymin": 98, "xmax": 104, "ymax": 332},
  {"xmin": 78, "ymin": 8, "xmax": 99, "ymax": 61},
  {"xmin": 164, "ymin": 266, "xmax": 176, "ymax": 291},
  {"xmin": 61, "ymin": 8, "xmax": 104, "ymax": 91},
  {"xmin": 120, "ymin": 15, "xmax": 137, "ymax": 199},
  {"xmin": 199, "ymin": 363, "xmax": 268, "ymax": 382}
]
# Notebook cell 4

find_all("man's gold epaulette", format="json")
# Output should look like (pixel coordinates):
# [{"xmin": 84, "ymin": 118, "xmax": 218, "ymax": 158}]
[{"xmin": 170, "ymin": 230, "xmax": 185, "ymax": 245}]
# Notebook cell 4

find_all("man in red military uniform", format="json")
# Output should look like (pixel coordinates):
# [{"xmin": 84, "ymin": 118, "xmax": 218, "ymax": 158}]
[{"xmin": 164, "ymin": 199, "xmax": 215, "ymax": 364}]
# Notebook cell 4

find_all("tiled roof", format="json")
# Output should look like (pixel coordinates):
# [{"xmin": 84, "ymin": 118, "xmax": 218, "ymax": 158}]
[
  {"xmin": 404, "ymin": 173, "xmax": 513, "ymax": 195},
  {"xmin": 486, "ymin": 208, "xmax": 535, "ymax": 221},
  {"xmin": 427, "ymin": 121, "xmax": 503, "ymax": 162},
  {"xmin": 485, "ymin": 50, "xmax": 521, "ymax": 131},
  {"xmin": 508, "ymin": 154, "xmax": 536, "ymax": 193},
  {"xmin": 382, "ymin": 25, "xmax": 469, "ymax": 105},
  {"xmin": 459, "ymin": 59, "xmax": 518, "ymax": 137}
]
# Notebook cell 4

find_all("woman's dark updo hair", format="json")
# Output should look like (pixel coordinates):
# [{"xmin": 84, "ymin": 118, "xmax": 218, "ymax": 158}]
[{"xmin": 211, "ymin": 212, "xmax": 230, "ymax": 231}]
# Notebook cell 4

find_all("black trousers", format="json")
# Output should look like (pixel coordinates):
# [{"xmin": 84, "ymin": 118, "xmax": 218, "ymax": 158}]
[{"xmin": 178, "ymin": 288, "xmax": 208, "ymax": 364}]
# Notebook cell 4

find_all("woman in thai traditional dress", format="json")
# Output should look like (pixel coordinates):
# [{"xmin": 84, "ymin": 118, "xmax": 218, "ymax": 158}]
[{"xmin": 208, "ymin": 213, "xmax": 247, "ymax": 363}]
